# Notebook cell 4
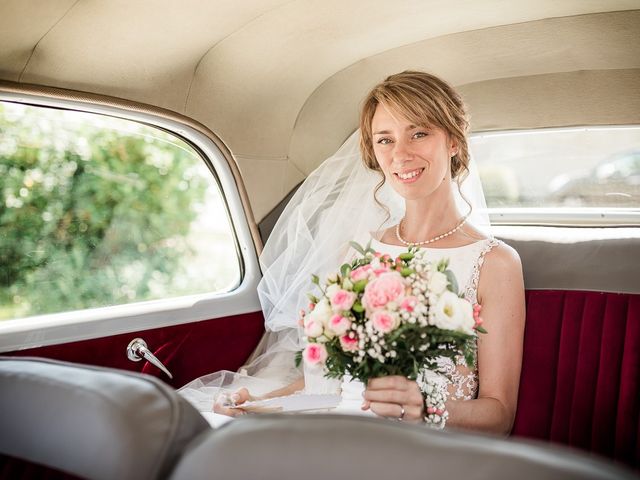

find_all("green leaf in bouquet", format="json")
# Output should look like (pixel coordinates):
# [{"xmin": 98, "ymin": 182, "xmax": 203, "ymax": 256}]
[
  {"xmin": 364, "ymin": 239, "xmax": 376, "ymax": 255},
  {"xmin": 437, "ymin": 258, "xmax": 450, "ymax": 272},
  {"xmin": 352, "ymin": 279, "xmax": 368, "ymax": 293},
  {"xmin": 349, "ymin": 241, "xmax": 366, "ymax": 255},
  {"xmin": 294, "ymin": 350, "xmax": 303, "ymax": 368},
  {"xmin": 400, "ymin": 267, "xmax": 415, "ymax": 277},
  {"xmin": 399, "ymin": 252, "xmax": 414, "ymax": 261},
  {"xmin": 352, "ymin": 300, "xmax": 364, "ymax": 313},
  {"xmin": 464, "ymin": 349, "xmax": 475, "ymax": 369},
  {"xmin": 311, "ymin": 274, "xmax": 320, "ymax": 285},
  {"xmin": 444, "ymin": 269, "xmax": 459, "ymax": 294},
  {"xmin": 386, "ymin": 332, "xmax": 400, "ymax": 345},
  {"xmin": 410, "ymin": 358, "xmax": 420, "ymax": 381},
  {"xmin": 340, "ymin": 263, "xmax": 352, "ymax": 278},
  {"xmin": 476, "ymin": 325, "xmax": 488, "ymax": 334},
  {"xmin": 306, "ymin": 293, "xmax": 319, "ymax": 303}
]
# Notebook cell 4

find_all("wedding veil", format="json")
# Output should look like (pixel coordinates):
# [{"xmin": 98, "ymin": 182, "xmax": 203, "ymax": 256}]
[{"xmin": 179, "ymin": 129, "xmax": 490, "ymax": 408}]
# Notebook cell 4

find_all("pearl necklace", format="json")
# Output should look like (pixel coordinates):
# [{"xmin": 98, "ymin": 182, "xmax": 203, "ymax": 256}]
[{"xmin": 395, "ymin": 214, "xmax": 469, "ymax": 247}]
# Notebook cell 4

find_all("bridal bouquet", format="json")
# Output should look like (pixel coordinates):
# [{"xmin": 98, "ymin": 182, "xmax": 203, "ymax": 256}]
[{"xmin": 296, "ymin": 241, "xmax": 486, "ymax": 384}]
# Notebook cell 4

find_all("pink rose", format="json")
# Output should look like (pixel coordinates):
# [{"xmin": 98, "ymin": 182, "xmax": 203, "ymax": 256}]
[
  {"xmin": 330, "ymin": 289, "xmax": 357, "ymax": 311},
  {"xmin": 350, "ymin": 265, "xmax": 372, "ymax": 282},
  {"xmin": 362, "ymin": 271, "xmax": 405, "ymax": 309},
  {"xmin": 303, "ymin": 343, "xmax": 328, "ymax": 366},
  {"xmin": 339, "ymin": 334, "xmax": 359, "ymax": 352},
  {"xmin": 327, "ymin": 314, "xmax": 351, "ymax": 336},
  {"xmin": 401, "ymin": 296, "xmax": 418, "ymax": 312},
  {"xmin": 371, "ymin": 310, "xmax": 400, "ymax": 333}
]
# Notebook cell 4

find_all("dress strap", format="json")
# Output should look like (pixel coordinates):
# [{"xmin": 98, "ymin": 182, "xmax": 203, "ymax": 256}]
[{"xmin": 463, "ymin": 237, "xmax": 501, "ymax": 305}]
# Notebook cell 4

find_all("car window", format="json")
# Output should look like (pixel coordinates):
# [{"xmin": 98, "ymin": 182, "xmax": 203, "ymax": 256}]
[
  {"xmin": 470, "ymin": 126, "xmax": 640, "ymax": 209},
  {"xmin": 0, "ymin": 102, "xmax": 240, "ymax": 321}
]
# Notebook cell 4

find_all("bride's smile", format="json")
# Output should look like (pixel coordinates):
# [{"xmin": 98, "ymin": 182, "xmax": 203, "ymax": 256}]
[{"xmin": 395, "ymin": 167, "xmax": 425, "ymax": 182}]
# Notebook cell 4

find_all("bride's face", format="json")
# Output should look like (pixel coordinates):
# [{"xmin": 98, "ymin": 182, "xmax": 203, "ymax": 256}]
[{"xmin": 371, "ymin": 103, "xmax": 456, "ymax": 201}]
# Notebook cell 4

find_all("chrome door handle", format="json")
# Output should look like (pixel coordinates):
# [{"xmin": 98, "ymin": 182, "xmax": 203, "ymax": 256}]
[{"xmin": 126, "ymin": 338, "xmax": 173, "ymax": 379}]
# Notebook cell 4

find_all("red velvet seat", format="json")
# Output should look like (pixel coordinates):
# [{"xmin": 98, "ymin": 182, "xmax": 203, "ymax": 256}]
[{"xmin": 512, "ymin": 290, "xmax": 640, "ymax": 470}]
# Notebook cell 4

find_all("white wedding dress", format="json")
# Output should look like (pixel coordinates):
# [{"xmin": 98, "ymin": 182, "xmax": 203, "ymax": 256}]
[{"xmin": 179, "ymin": 236, "xmax": 501, "ymax": 426}]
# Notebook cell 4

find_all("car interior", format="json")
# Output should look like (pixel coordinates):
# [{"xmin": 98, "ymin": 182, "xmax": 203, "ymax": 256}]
[{"xmin": 0, "ymin": 1, "xmax": 638, "ymax": 479}]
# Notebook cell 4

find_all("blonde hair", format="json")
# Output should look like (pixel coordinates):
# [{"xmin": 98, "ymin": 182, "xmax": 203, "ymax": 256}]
[{"xmin": 359, "ymin": 71, "xmax": 471, "ymax": 185}]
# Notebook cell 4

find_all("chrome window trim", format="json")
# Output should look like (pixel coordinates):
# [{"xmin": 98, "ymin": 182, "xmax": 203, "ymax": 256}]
[
  {"xmin": 0, "ymin": 93, "xmax": 262, "ymax": 352},
  {"xmin": 489, "ymin": 208, "xmax": 640, "ymax": 227}
]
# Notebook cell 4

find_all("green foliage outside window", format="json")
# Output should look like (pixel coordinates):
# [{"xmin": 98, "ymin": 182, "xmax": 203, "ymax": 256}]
[{"xmin": 0, "ymin": 103, "xmax": 209, "ymax": 320}]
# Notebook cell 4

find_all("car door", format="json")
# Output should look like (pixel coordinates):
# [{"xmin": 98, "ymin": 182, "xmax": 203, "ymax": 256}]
[{"xmin": 0, "ymin": 87, "xmax": 266, "ymax": 389}]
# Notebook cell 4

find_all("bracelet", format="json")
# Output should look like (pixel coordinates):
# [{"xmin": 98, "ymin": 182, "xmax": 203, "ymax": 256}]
[{"xmin": 418, "ymin": 373, "xmax": 449, "ymax": 430}]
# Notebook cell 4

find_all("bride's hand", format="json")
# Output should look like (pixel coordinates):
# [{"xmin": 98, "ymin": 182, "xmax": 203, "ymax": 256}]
[
  {"xmin": 362, "ymin": 376, "xmax": 424, "ymax": 422},
  {"xmin": 213, "ymin": 387, "xmax": 254, "ymax": 417}
]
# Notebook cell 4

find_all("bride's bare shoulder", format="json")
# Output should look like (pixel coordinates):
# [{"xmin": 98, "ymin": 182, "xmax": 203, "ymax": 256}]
[
  {"xmin": 479, "ymin": 240, "xmax": 524, "ymax": 299},
  {"xmin": 484, "ymin": 239, "xmax": 522, "ymax": 272}
]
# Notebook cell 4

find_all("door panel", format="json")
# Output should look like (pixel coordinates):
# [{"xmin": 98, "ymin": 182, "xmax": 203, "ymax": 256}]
[{"xmin": 4, "ymin": 311, "xmax": 265, "ymax": 389}]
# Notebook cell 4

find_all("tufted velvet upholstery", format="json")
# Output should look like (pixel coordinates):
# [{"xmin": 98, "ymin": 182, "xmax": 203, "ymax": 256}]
[{"xmin": 512, "ymin": 290, "xmax": 640, "ymax": 469}]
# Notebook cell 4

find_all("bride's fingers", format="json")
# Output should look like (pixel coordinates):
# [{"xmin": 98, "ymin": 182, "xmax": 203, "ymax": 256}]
[
  {"xmin": 367, "ymin": 376, "xmax": 410, "ymax": 391},
  {"xmin": 213, "ymin": 387, "xmax": 253, "ymax": 417},
  {"xmin": 213, "ymin": 401, "xmax": 246, "ymax": 417},
  {"xmin": 364, "ymin": 388, "xmax": 415, "ymax": 405},
  {"xmin": 369, "ymin": 401, "xmax": 422, "ymax": 421},
  {"xmin": 231, "ymin": 387, "xmax": 252, "ymax": 404},
  {"xmin": 364, "ymin": 387, "xmax": 423, "ymax": 407}
]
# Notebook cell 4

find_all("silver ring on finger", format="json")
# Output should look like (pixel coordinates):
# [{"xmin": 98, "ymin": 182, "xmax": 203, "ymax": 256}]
[{"xmin": 398, "ymin": 405, "xmax": 405, "ymax": 421}]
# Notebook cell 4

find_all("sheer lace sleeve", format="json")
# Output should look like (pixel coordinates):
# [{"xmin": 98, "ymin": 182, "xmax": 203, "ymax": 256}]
[{"xmin": 435, "ymin": 352, "xmax": 479, "ymax": 401}]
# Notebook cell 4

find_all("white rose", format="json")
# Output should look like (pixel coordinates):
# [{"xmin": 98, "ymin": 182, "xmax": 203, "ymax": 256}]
[
  {"xmin": 308, "ymin": 298, "xmax": 333, "ymax": 327},
  {"xmin": 429, "ymin": 271, "xmax": 449, "ymax": 295},
  {"xmin": 431, "ymin": 291, "xmax": 475, "ymax": 334},
  {"xmin": 303, "ymin": 318, "xmax": 324, "ymax": 338}
]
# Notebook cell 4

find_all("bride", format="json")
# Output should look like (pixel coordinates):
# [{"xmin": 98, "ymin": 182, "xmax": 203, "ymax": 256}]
[{"xmin": 181, "ymin": 71, "xmax": 525, "ymax": 434}]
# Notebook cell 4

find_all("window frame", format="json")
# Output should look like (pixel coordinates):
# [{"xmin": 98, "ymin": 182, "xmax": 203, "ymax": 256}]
[
  {"xmin": 0, "ymin": 92, "xmax": 262, "ymax": 352},
  {"xmin": 471, "ymin": 126, "xmax": 640, "ymax": 227}
]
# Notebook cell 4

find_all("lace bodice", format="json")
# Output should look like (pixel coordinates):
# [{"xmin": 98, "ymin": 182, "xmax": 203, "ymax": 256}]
[{"xmin": 369, "ymin": 237, "xmax": 500, "ymax": 401}]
